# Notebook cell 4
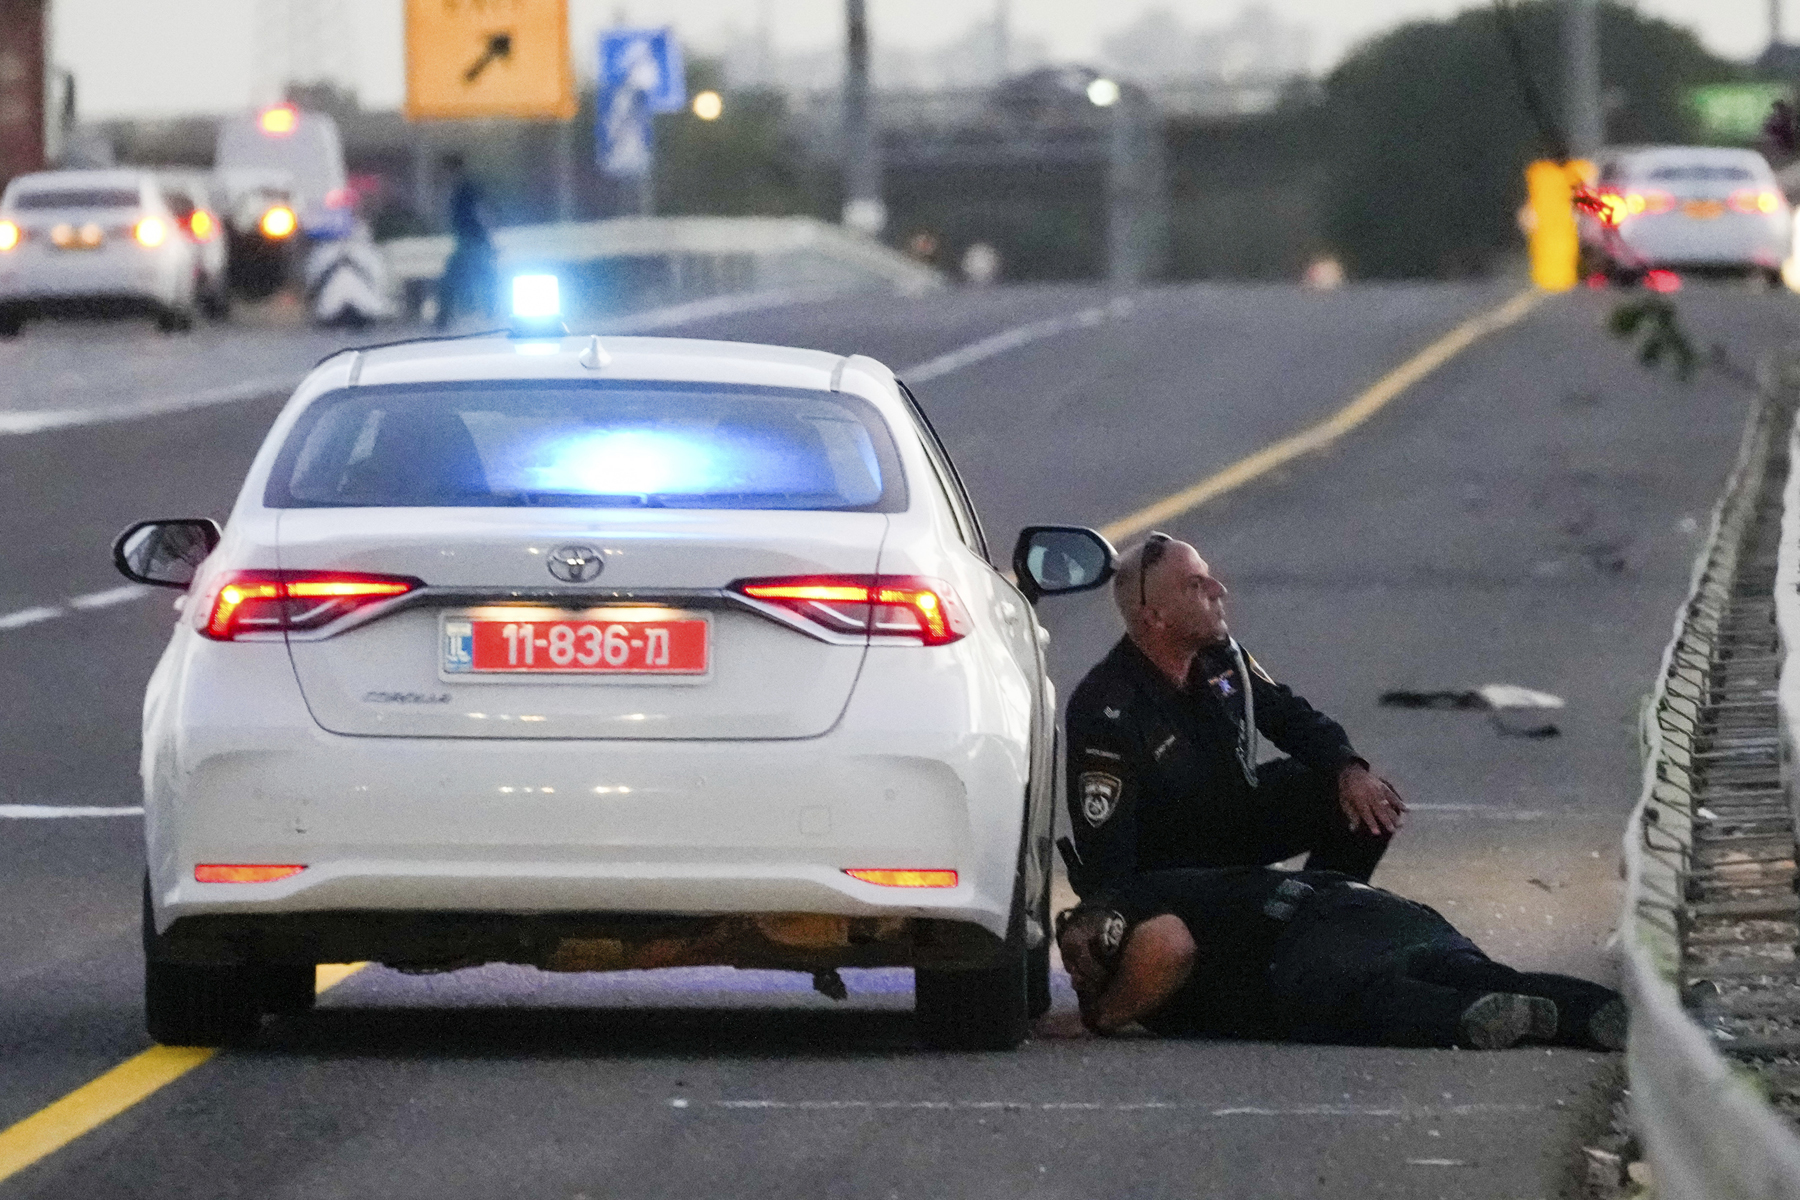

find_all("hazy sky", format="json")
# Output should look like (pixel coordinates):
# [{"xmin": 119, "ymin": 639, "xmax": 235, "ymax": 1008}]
[{"xmin": 51, "ymin": 0, "xmax": 1783, "ymax": 118}]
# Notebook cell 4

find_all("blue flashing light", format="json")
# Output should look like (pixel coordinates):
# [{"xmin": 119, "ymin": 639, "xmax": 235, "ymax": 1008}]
[{"xmin": 512, "ymin": 274, "xmax": 561, "ymax": 319}]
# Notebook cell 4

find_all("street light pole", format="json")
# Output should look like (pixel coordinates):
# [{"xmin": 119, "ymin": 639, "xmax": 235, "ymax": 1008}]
[
  {"xmin": 1564, "ymin": 0, "xmax": 1603, "ymax": 157},
  {"xmin": 842, "ymin": 0, "xmax": 885, "ymax": 236}
]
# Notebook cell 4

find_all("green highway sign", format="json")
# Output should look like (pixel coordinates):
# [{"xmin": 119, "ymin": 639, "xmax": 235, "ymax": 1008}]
[{"xmin": 1688, "ymin": 82, "xmax": 1792, "ymax": 141}]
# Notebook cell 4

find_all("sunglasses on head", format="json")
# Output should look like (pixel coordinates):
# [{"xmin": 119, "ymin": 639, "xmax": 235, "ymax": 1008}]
[{"xmin": 1138, "ymin": 532, "xmax": 1173, "ymax": 610}]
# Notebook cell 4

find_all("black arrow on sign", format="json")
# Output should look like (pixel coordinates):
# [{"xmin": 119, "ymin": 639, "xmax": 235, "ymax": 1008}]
[{"xmin": 464, "ymin": 32, "xmax": 513, "ymax": 84}]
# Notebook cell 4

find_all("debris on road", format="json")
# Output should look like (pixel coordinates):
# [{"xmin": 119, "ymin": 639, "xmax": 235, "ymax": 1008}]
[{"xmin": 1380, "ymin": 684, "xmax": 1564, "ymax": 738}]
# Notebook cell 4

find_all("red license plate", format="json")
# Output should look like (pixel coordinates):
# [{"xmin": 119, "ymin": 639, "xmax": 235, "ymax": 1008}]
[{"xmin": 457, "ymin": 616, "xmax": 708, "ymax": 674}]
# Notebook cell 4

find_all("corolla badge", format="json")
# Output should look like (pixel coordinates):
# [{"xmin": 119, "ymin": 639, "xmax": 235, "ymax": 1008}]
[{"xmin": 546, "ymin": 545, "xmax": 604, "ymax": 583}]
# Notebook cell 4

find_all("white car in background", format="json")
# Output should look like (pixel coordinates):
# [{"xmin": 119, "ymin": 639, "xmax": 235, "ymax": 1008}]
[
  {"xmin": 116, "ymin": 317, "xmax": 1116, "ymax": 1051},
  {"xmin": 0, "ymin": 168, "xmax": 209, "ymax": 335},
  {"xmin": 1582, "ymin": 145, "xmax": 1791, "ymax": 284}
]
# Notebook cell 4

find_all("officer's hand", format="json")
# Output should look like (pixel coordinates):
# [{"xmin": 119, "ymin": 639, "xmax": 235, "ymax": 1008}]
[{"xmin": 1337, "ymin": 763, "xmax": 1407, "ymax": 835}]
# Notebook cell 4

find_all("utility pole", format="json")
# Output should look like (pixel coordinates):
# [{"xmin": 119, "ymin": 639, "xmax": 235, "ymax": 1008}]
[
  {"xmin": 1564, "ymin": 0, "xmax": 1603, "ymax": 157},
  {"xmin": 1773, "ymin": 0, "xmax": 1784, "ymax": 51},
  {"xmin": 0, "ymin": 0, "xmax": 47, "ymax": 187},
  {"xmin": 841, "ymin": 0, "xmax": 885, "ymax": 236}
]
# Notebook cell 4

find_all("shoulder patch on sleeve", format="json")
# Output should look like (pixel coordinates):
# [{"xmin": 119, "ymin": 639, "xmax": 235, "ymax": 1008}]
[{"xmin": 1078, "ymin": 771, "xmax": 1123, "ymax": 826}]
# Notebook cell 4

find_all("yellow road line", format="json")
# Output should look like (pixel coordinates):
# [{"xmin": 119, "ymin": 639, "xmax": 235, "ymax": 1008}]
[
  {"xmin": 0, "ymin": 963, "xmax": 365, "ymax": 1185},
  {"xmin": 1098, "ymin": 288, "xmax": 1546, "ymax": 545}
]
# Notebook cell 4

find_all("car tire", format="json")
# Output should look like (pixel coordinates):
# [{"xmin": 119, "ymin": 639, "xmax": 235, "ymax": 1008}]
[
  {"xmin": 145, "ymin": 959, "xmax": 266, "ymax": 1046},
  {"xmin": 155, "ymin": 307, "xmax": 195, "ymax": 334},
  {"xmin": 260, "ymin": 964, "xmax": 317, "ymax": 1016},
  {"xmin": 141, "ymin": 874, "xmax": 263, "ymax": 1046},
  {"xmin": 199, "ymin": 284, "xmax": 231, "ymax": 321},
  {"xmin": 0, "ymin": 309, "xmax": 23, "ymax": 338},
  {"xmin": 916, "ymin": 876, "xmax": 1032, "ymax": 1050}
]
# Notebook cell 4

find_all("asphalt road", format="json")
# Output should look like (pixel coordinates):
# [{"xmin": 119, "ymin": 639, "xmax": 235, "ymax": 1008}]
[{"xmin": 1, "ymin": 279, "xmax": 1794, "ymax": 1199}]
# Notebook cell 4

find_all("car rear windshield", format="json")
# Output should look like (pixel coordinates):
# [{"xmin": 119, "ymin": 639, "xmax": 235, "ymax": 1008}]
[
  {"xmin": 1644, "ymin": 164, "xmax": 1757, "ymax": 182},
  {"xmin": 9, "ymin": 188, "xmax": 141, "ymax": 210},
  {"xmin": 265, "ymin": 380, "xmax": 908, "ymax": 512}
]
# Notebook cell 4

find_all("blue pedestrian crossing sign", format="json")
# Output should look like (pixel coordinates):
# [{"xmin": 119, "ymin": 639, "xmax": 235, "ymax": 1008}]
[{"xmin": 597, "ymin": 28, "xmax": 686, "ymax": 178}]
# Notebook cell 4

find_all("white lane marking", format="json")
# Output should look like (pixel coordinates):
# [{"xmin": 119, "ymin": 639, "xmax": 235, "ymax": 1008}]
[
  {"xmin": 68, "ymin": 584, "xmax": 149, "ymax": 610},
  {"xmin": 1406, "ymin": 1159, "xmax": 1471, "ymax": 1167},
  {"xmin": 1406, "ymin": 804, "xmax": 1548, "ymax": 821},
  {"xmin": 696, "ymin": 1100, "xmax": 1542, "ymax": 1117},
  {"xmin": 902, "ymin": 296, "xmax": 1134, "ymax": 384},
  {"xmin": 0, "ymin": 585, "xmax": 156, "ymax": 635},
  {"xmin": 0, "ymin": 806, "xmax": 143, "ymax": 819},
  {"xmin": 0, "ymin": 606, "xmax": 63, "ymax": 630},
  {"xmin": 0, "ymin": 376, "xmax": 294, "ymax": 436}
]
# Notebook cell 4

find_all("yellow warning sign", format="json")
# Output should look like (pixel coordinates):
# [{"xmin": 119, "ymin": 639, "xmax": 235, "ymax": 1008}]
[{"xmin": 405, "ymin": 0, "xmax": 576, "ymax": 121}]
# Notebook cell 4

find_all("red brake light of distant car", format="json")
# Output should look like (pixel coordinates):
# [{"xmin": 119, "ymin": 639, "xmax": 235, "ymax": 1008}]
[
  {"xmin": 0, "ymin": 220, "xmax": 17, "ymax": 251},
  {"xmin": 196, "ymin": 864, "xmax": 306, "ymax": 883},
  {"xmin": 844, "ymin": 869, "xmax": 958, "ymax": 888},
  {"xmin": 1642, "ymin": 190, "xmax": 1675, "ymax": 214},
  {"xmin": 203, "ymin": 570, "xmax": 420, "ymax": 640},
  {"xmin": 259, "ymin": 104, "xmax": 298, "ymax": 136},
  {"xmin": 187, "ymin": 209, "xmax": 216, "ymax": 240},
  {"xmin": 324, "ymin": 187, "xmax": 353, "ymax": 210},
  {"xmin": 133, "ymin": 217, "xmax": 166, "ymax": 248},
  {"xmin": 260, "ymin": 205, "xmax": 297, "ymax": 239},
  {"xmin": 1645, "ymin": 269, "xmax": 1682, "ymax": 293},
  {"xmin": 733, "ymin": 575, "xmax": 969, "ymax": 646}
]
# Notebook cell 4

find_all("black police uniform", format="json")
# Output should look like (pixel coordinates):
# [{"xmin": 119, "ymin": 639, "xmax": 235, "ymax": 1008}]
[
  {"xmin": 1064, "ymin": 635, "xmax": 1388, "ymax": 906},
  {"xmin": 1111, "ymin": 868, "xmax": 1622, "ymax": 1048}
]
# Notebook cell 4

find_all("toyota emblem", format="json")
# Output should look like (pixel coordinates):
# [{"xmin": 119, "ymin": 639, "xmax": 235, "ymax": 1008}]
[{"xmin": 546, "ymin": 545, "xmax": 604, "ymax": 583}]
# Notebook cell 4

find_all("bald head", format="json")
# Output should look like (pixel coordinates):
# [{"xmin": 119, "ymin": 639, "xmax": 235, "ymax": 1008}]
[{"xmin": 1114, "ymin": 535, "xmax": 1231, "ymax": 650}]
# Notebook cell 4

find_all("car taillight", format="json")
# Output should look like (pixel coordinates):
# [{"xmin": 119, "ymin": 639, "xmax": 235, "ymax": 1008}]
[
  {"xmin": 1729, "ymin": 189, "xmax": 1783, "ymax": 214},
  {"xmin": 0, "ymin": 220, "xmax": 17, "ymax": 251},
  {"xmin": 134, "ymin": 217, "xmax": 166, "ymax": 247},
  {"xmin": 202, "ymin": 570, "xmax": 420, "ymax": 640},
  {"xmin": 733, "ymin": 574, "xmax": 970, "ymax": 646},
  {"xmin": 187, "ymin": 209, "xmax": 216, "ymax": 240},
  {"xmin": 260, "ymin": 205, "xmax": 297, "ymax": 239},
  {"xmin": 1642, "ymin": 190, "xmax": 1674, "ymax": 214}
]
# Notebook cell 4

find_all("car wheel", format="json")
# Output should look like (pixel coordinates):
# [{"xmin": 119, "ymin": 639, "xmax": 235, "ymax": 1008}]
[
  {"xmin": 260, "ymin": 964, "xmax": 317, "ymax": 1016},
  {"xmin": 0, "ymin": 309, "xmax": 23, "ymax": 337},
  {"xmin": 155, "ymin": 307, "xmax": 195, "ymax": 334},
  {"xmin": 141, "ymin": 881, "xmax": 262, "ymax": 1045},
  {"xmin": 146, "ymin": 959, "xmax": 266, "ymax": 1046},
  {"xmin": 199, "ymin": 284, "xmax": 231, "ymax": 321},
  {"xmin": 916, "ymin": 882, "xmax": 1031, "ymax": 1051}
]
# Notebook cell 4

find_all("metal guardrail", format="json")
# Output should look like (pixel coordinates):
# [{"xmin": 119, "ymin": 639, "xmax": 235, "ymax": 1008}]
[
  {"xmin": 1622, "ymin": 358, "xmax": 1800, "ymax": 1199},
  {"xmin": 381, "ymin": 215, "xmax": 945, "ymax": 298}
]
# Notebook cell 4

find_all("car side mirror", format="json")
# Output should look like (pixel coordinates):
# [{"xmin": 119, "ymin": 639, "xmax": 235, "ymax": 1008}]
[
  {"xmin": 113, "ymin": 519, "xmax": 221, "ymax": 589},
  {"xmin": 1013, "ymin": 525, "xmax": 1117, "ymax": 605}
]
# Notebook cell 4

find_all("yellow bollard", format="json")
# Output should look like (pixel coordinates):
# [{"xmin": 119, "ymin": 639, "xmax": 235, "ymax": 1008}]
[{"xmin": 1525, "ymin": 159, "xmax": 1585, "ymax": 292}]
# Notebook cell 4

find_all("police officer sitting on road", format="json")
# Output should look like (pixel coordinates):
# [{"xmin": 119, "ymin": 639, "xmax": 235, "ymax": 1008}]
[
  {"xmin": 1054, "ymin": 867, "xmax": 1626, "ymax": 1051},
  {"xmin": 1064, "ymin": 534, "xmax": 1404, "ymax": 905}
]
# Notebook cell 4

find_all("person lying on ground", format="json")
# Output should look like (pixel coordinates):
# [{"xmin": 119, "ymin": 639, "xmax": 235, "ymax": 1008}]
[{"xmin": 1053, "ymin": 866, "xmax": 1626, "ymax": 1051}]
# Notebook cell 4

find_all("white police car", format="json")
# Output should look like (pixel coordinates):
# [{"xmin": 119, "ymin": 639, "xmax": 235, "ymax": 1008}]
[{"xmin": 116, "ymin": 276, "xmax": 1116, "ymax": 1050}]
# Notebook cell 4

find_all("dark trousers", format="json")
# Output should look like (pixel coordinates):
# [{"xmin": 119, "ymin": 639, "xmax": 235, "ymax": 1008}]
[
  {"xmin": 1186, "ymin": 758, "xmax": 1390, "ymax": 882},
  {"xmin": 435, "ymin": 239, "xmax": 497, "ymax": 329},
  {"xmin": 1271, "ymin": 885, "xmax": 1619, "ymax": 1047}
]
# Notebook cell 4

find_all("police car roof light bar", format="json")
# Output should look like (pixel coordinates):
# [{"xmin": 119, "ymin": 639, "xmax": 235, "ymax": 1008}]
[{"xmin": 509, "ymin": 273, "xmax": 568, "ymax": 337}]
